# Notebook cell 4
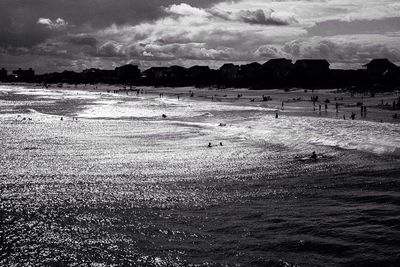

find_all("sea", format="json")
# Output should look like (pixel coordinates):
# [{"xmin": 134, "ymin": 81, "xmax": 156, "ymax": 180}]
[{"xmin": 1, "ymin": 85, "xmax": 399, "ymax": 266}]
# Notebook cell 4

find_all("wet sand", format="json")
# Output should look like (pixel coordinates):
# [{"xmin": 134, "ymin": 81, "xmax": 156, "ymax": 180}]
[{"xmin": 12, "ymin": 82, "xmax": 399, "ymax": 123}]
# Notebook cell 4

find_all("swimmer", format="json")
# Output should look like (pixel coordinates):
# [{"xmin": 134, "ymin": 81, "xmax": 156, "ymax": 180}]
[{"xmin": 311, "ymin": 151, "xmax": 317, "ymax": 161}]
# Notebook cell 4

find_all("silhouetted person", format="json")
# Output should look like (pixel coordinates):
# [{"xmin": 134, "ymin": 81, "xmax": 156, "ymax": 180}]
[
  {"xmin": 275, "ymin": 112, "xmax": 278, "ymax": 119},
  {"xmin": 336, "ymin": 103, "xmax": 339, "ymax": 113},
  {"xmin": 311, "ymin": 151, "xmax": 317, "ymax": 161},
  {"xmin": 325, "ymin": 103, "xmax": 328, "ymax": 111},
  {"xmin": 351, "ymin": 113, "xmax": 355, "ymax": 120},
  {"xmin": 281, "ymin": 101, "xmax": 284, "ymax": 110},
  {"xmin": 220, "ymin": 142, "xmax": 223, "ymax": 146},
  {"xmin": 162, "ymin": 114, "xmax": 167, "ymax": 118},
  {"xmin": 319, "ymin": 104, "xmax": 321, "ymax": 111},
  {"xmin": 60, "ymin": 117, "xmax": 63, "ymax": 121},
  {"xmin": 208, "ymin": 142, "xmax": 212, "ymax": 148}
]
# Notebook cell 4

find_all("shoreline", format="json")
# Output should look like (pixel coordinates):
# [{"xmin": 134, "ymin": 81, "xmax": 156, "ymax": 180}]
[{"xmin": 1, "ymin": 82, "xmax": 400, "ymax": 124}]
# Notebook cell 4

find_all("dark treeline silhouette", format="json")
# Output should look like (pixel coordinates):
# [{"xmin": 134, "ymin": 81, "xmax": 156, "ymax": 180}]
[{"xmin": 1, "ymin": 59, "xmax": 400, "ymax": 92}]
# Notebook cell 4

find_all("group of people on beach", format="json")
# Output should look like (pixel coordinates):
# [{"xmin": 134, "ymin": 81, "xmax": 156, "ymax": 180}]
[{"xmin": 208, "ymin": 142, "xmax": 223, "ymax": 148}]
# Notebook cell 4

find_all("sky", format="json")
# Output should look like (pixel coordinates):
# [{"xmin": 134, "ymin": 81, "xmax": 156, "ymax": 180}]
[{"xmin": 1, "ymin": 0, "xmax": 400, "ymax": 73}]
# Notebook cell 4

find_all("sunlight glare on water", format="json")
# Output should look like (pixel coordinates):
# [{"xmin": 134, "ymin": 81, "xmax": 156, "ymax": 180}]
[{"xmin": 1, "ymin": 85, "xmax": 399, "ymax": 266}]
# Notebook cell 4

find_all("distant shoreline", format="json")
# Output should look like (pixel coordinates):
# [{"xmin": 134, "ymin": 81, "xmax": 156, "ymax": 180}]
[{"xmin": 1, "ymin": 82, "xmax": 399, "ymax": 124}]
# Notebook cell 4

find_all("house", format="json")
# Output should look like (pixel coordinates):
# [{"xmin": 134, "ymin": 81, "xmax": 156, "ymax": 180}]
[
  {"xmin": 188, "ymin": 66, "xmax": 211, "ymax": 80},
  {"xmin": 293, "ymin": 60, "xmax": 331, "ymax": 88},
  {"xmin": 261, "ymin": 58, "xmax": 293, "ymax": 78},
  {"xmin": 188, "ymin": 66, "xmax": 210, "ymax": 77},
  {"xmin": 240, "ymin": 62, "xmax": 261, "ymax": 74},
  {"xmin": 219, "ymin": 63, "xmax": 239, "ymax": 81},
  {"xmin": 142, "ymin": 67, "xmax": 168, "ymax": 80},
  {"xmin": 0, "ymin": 68, "xmax": 7, "ymax": 81},
  {"xmin": 294, "ymin": 59, "xmax": 330, "ymax": 73},
  {"xmin": 12, "ymin": 68, "xmax": 35, "ymax": 81},
  {"xmin": 237, "ymin": 62, "xmax": 261, "ymax": 82},
  {"xmin": 363, "ymin": 59, "xmax": 397, "ymax": 76},
  {"xmin": 165, "ymin": 65, "xmax": 188, "ymax": 79},
  {"xmin": 115, "ymin": 64, "xmax": 140, "ymax": 82},
  {"xmin": 81, "ymin": 68, "xmax": 115, "ymax": 83}
]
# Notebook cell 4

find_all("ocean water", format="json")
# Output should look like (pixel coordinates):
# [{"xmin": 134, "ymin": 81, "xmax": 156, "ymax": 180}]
[{"xmin": 0, "ymin": 85, "xmax": 399, "ymax": 266}]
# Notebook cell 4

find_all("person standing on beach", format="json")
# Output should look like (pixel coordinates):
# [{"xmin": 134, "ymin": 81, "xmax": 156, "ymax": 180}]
[{"xmin": 311, "ymin": 151, "xmax": 318, "ymax": 161}]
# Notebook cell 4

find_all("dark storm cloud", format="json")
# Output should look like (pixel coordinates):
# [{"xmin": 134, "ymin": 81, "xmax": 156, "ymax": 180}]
[
  {"xmin": 1, "ymin": 0, "xmax": 400, "ymax": 72},
  {"xmin": 0, "ymin": 14, "xmax": 52, "ymax": 48},
  {"xmin": 67, "ymin": 36, "xmax": 98, "ymax": 47},
  {"xmin": 308, "ymin": 17, "xmax": 400, "ymax": 36},
  {"xmin": 0, "ymin": 0, "xmax": 227, "ymax": 48}
]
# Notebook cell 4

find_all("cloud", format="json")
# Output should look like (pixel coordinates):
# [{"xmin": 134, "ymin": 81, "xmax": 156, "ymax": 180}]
[
  {"xmin": 307, "ymin": 17, "xmax": 400, "ymax": 36},
  {"xmin": 67, "ymin": 36, "xmax": 98, "ymax": 47},
  {"xmin": 280, "ymin": 36, "xmax": 400, "ymax": 64},
  {"xmin": 254, "ymin": 45, "xmax": 291, "ymax": 58},
  {"xmin": 1, "ymin": 0, "xmax": 400, "ymax": 72},
  {"xmin": 37, "ymin": 18, "xmax": 69, "ymax": 29},
  {"xmin": 165, "ymin": 3, "xmax": 209, "ymax": 17},
  {"xmin": 237, "ymin": 9, "xmax": 297, "ymax": 25},
  {"xmin": 96, "ymin": 41, "xmax": 125, "ymax": 57},
  {"xmin": 166, "ymin": 4, "xmax": 297, "ymax": 26}
]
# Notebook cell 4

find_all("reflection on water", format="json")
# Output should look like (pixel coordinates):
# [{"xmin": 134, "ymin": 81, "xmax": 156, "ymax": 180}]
[{"xmin": 1, "ymin": 85, "xmax": 399, "ymax": 266}]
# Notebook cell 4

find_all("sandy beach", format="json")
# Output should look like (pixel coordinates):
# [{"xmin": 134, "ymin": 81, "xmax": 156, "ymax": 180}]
[{"xmin": 13, "ymin": 82, "xmax": 400, "ymax": 124}]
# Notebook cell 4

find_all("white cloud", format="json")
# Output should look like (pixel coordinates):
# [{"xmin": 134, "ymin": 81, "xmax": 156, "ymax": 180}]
[
  {"xmin": 37, "ymin": 17, "xmax": 68, "ymax": 29},
  {"xmin": 280, "ymin": 35, "xmax": 400, "ymax": 64},
  {"xmin": 23, "ymin": 1, "xmax": 400, "ymax": 70}
]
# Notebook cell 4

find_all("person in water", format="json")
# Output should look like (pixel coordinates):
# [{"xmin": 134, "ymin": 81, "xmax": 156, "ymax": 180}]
[
  {"xmin": 311, "ymin": 151, "xmax": 318, "ymax": 160},
  {"xmin": 220, "ymin": 142, "xmax": 223, "ymax": 146},
  {"xmin": 208, "ymin": 142, "xmax": 212, "ymax": 148}
]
